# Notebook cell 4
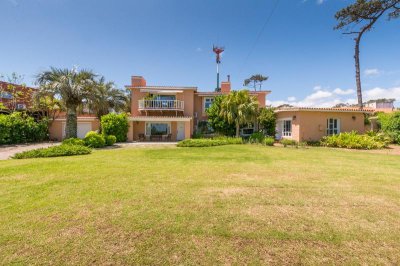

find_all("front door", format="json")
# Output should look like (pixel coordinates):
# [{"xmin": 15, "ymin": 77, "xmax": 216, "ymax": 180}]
[{"xmin": 177, "ymin": 122, "xmax": 185, "ymax": 141}]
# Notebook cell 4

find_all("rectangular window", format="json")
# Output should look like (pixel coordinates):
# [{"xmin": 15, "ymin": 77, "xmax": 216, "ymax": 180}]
[
  {"xmin": 204, "ymin": 97, "xmax": 214, "ymax": 111},
  {"xmin": 283, "ymin": 120, "xmax": 292, "ymax": 137},
  {"xmin": 145, "ymin": 122, "xmax": 171, "ymax": 136},
  {"xmin": 154, "ymin": 95, "xmax": 176, "ymax": 101},
  {"xmin": 326, "ymin": 118, "xmax": 340, "ymax": 135}
]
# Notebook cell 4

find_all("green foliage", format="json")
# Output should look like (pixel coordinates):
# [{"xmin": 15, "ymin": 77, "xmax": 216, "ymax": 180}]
[
  {"xmin": 305, "ymin": 140, "xmax": 322, "ymax": 147},
  {"xmin": 280, "ymin": 139, "xmax": 298, "ymax": 147},
  {"xmin": 100, "ymin": 113, "xmax": 129, "ymax": 142},
  {"xmin": 320, "ymin": 131, "xmax": 388, "ymax": 150},
  {"xmin": 177, "ymin": 137, "xmax": 243, "ymax": 147},
  {"xmin": 249, "ymin": 132, "xmax": 265, "ymax": 144},
  {"xmin": 13, "ymin": 144, "xmax": 91, "ymax": 159},
  {"xmin": 206, "ymin": 96, "xmax": 236, "ymax": 136},
  {"xmin": 220, "ymin": 90, "xmax": 259, "ymax": 137},
  {"xmin": 84, "ymin": 131, "xmax": 106, "ymax": 148},
  {"xmin": 244, "ymin": 74, "xmax": 269, "ymax": 90},
  {"xmin": 257, "ymin": 107, "xmax": 276, "ymax": 136},
  {"xmin": 0, "ymin": 112, "xmax": 48, "ymax": 144},
  {"xmin": 105, "ymin": 135, "xmax": 117, "ymax": 146},
  {"xmin": 36, "ymin": 67, "xmax": 96, "ymax": 139},
  {"xmin": 378, "ymin": 111, "xmax": 400, "ymax": 144},
  {"xmin": 264, "ymin": 137, "xmax": 275, "ymax": 146},
  {"xmin": 62, "ymin": 138, "xmax": 85, "ymax": 146}
]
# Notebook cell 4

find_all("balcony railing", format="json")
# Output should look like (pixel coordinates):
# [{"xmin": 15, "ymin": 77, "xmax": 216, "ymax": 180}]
[{"xmin": 138, "ymin": 99, "xmax": 184, "ymax": 111}]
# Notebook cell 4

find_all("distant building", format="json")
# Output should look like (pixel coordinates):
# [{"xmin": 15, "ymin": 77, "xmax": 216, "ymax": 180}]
[
  {"xmin": 364, "ymin": 98, "xmax": 395, "ymax": 113},
  {"xmin": 0, "ymin": 81, "xmax": 37, "ymax": 112}
]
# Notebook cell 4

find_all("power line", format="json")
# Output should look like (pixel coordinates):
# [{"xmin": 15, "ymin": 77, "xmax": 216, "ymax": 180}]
[{"xmin": 239, "ymin": 0, "xmax": 280, "ymax": 76}]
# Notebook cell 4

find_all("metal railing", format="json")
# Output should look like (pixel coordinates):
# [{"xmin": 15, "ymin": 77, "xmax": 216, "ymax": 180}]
[{"xmin": 138, "ymin": 100, "xmax": 184, "ymax": 110}]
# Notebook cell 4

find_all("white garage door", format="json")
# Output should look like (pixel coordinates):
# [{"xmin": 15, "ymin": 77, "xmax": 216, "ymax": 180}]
[{"xmin": 62, "ymin": 122, "xmax": 92, "ymax": 139}]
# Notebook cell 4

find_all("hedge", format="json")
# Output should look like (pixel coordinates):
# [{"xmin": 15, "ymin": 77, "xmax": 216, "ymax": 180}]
[
  {"xmin": 0, "ymin": 112, "xmax": 48, "ymax": 144},
  {"xmin": 13, "ymin": 144, "xmax": 92, "ymax": 159},
  {"xmin": 101, "ymin": 113, "xmax": 129, "ymax": 142},
  {"xmin": 177, "ymin": 137, "xmax": 243, "ymax": 147}
]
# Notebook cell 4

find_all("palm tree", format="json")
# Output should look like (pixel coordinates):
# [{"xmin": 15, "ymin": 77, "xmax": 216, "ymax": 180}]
[
  {"xmin": 220, "ymin": 90, "xmax": 259, "ymax": 137},
  {"xmin": 88, "ymin": 76, "xmax": 128, "ymax": 120},
  {"xmin": 36, "ymin": 67, "xmax": 96, "ymax": 139}
]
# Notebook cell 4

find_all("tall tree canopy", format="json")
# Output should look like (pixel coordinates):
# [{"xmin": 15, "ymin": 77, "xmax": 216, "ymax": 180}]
[
  {"xmin": 220, "ymin": 90, "xmax": 259, "ymax": 137},
  {"xmin": 206, "ymin": 95, "xmax": 236, "ymax": 136},
  {"xmin": 36, "ymin": 67, "xmax": 96, "ymax": 139},
  {"xmin": 244, "ymin": 74, "xmax": 269, "ymax": 91},
  {"xmin": 88, "ymin": 76, "xmax": 128, "ymax": 120},
  {"xmin": 334, "ymin": 0, "xmax": 400, "ymax": 108}
]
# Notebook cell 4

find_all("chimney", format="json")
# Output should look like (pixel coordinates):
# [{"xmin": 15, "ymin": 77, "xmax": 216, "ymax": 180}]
[
  {"xmin": 221, "ymin": 75, "xmax": 231, "ymax": 93},
  {"xmin": 131, "ymin": 76, "xmax": 146, "ymax": 87}
]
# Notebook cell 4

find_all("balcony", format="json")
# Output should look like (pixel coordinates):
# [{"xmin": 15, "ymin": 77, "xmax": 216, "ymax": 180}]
[{"xmin": 138, "ymin": 99, "xmax": 184, "ymax": 111}]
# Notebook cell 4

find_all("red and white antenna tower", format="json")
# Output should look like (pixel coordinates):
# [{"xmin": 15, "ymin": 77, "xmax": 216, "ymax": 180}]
[{"xmin": 213, "ymin": 45, "xmax": 224, "ymax": 92}]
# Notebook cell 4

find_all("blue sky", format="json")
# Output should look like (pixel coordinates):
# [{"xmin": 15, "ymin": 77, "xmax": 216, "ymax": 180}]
[{"xmin": 1, "ymin": 0, "xmax": 399, "ymax": 107}]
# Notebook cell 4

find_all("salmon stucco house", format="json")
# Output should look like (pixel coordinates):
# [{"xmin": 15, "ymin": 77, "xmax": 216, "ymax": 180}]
[
  {"xmin": 49, "ymin": 75, "xmax": 374, "ymax": 142},
  {"xmin": 274, "ymin": 107, "xmax": 374, "ymax": 142},
  {"xmin": 126, "ymin": 76, "xmax": 270, "ymax": 141}
]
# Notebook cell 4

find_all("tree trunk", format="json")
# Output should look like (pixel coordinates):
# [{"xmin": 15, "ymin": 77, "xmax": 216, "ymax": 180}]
[
  {"xmin": 235, "ymin": 122, "xmax": 240, "ymax": 138},
  {"xmin": 65, "ymin": 104, "xmax": 78, "ymax": 139},
  {"xmin": 354, "ymin": 34, "xmax": 363, "ymax": 109}
]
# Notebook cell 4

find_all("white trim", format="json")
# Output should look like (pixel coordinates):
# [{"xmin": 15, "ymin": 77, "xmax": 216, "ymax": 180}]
[
  {"xmin": 140, "ymin": 89, "xmax": 183, "ymax": 94},
  {"xmin": 276, "ymin": 117, "xmax": 293, "ymax": 139},
  {"xmin": 129, "ymin": 116, "xmax": 192, "ymax": 122},
  {"xmin": 326, "ymin": 118, "xmax": 341, "ymax": 135},
  {"xmin": 145, "ymin": 122, "xmax": 171, "ymax": 136},
  {"xmin": 275, "ymin": 108, "xmax": 373, "ymax": 114}
]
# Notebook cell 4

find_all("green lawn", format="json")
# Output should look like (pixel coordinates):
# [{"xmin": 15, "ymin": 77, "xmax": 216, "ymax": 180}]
[{"xmin": 1, "ymin": 145, "xmax": 399, "ymax": 265}]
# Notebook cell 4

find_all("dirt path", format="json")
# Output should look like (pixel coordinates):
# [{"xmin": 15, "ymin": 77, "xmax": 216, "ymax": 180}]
[{"xmin": 0, "ymin": 142, "xmax": 60, "ymax": 160}]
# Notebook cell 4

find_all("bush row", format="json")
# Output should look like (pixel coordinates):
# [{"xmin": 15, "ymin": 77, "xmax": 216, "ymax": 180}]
[
  {"xmin": 13, "ymin": 144, "xmax": 92, "ymax": 159},
  {"xmin": 378, "ymin": 111, "xmax": 400, "ymax": 144},
  {"xmin": 63, "ymin": 131, "xmax": 117, "ymax": 148},
  {"xmin": 0, "ymin": 112, "xmax": 48, "ymax": 145},
  {"xmin": 248, "ymin": 132, "xmax": 275, "ymax": 146},
  {"xmin": 177, "ymin": 137, "xmax": 243, "ymax": 147},
  {"xmin": 320, "ymin": 131, "xmax": 388, "ymax": 150}
]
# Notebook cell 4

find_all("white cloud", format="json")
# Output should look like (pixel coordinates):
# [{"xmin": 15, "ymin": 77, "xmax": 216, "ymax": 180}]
[
  {"xmin": 267, "ymin": 86, "xmax": 400, "ymax": 108},
  {"xmin": 316, "ymin": 0, "xmax": 325, "ymax": 4},
  {"xmin": 313, "ymin": 85, "xmax": 323, "ymax": 91},
  {"xmin": 333, "ymin": 88, "xmax": 354, "ymax": 95},
  {"xmin": 364, "ymin": 68, "xmax": 381, "ymax": 77},
  {"xmin": 195, "ymin": 47, "xmax": 202, "ymax": 52}
]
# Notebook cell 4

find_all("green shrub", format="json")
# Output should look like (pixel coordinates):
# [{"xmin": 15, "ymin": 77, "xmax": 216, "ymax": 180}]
[
  {"xmin": 257, "ymin": 107, "xmax": 276, "ymax": 137},
  {"xmin": 320, "ymin": 131, "xmax": 388, "ymax": 150},
  {"xmin": 377, "ymin": 111, "xmax": 400, "ymax": 144},
  {"xmin": 0, "ymin": 112, "xmax": 48, "ymax": 144},
  {"xmin": 101, "ymin": 113, "xmax": 129, "ymax": 142},
  {"xmin": 280, "ymin": 139, "xmax": 298, "ymax": 147},
  {"xmin": 13, "ymin": 144, "xmax": 92, "ymax": 159},
  {"xmin": 177, "ymin": 137, "xmax": 243, "ymax": 147},
  {"xmin": 84, "ymin": 131, "xmax": 106, "ymax": 148},
  {"xmin": 249, "ymin": 132, "xmax": 265, "ymax": 143},
  {"xmin": 305, "ymin": 140, "xmax": 322, "ymax": 147},
  {"xmin": 264, "ymin": 137, "xmax": 275, "ymax": 146},
  {"xmin": 62, "ymin": 138, "xmax": 85, "ymax": 146},
  {"xmin": 105, "ymin": 135, "xmax": 117, "ymax": 146},
  {"xmin": 192, "ymin": 131, "xmax": 204, "ymax": 139}
]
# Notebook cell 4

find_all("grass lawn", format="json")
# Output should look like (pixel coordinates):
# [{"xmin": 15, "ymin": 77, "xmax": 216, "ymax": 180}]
[{"xmin": 1, "ymin": 145, "xmax": 399, "ymax": 265}]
